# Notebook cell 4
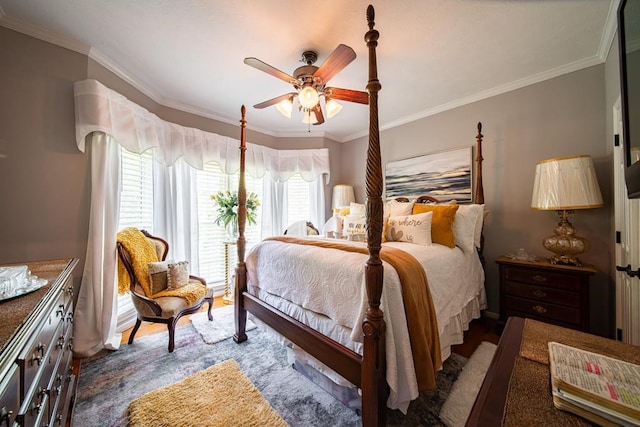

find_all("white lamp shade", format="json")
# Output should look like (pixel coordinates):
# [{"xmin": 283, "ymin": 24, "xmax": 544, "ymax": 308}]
[
  {"xmin": 301, "ymin": 110, "xmax": 318, "ymax": 124},
  {"xmin": 325, "ymin": 99, "xmax": 343, "ymax": 118},
  {"xmin": 298, "ymin": 86, "xmax": 319, "ymax": 109},
  {"xmin": 332, "ymin": 184, "xmax": 355, "ymax": 209},
  {"xmin": 531, "ymin": 155, "xmax": 604, "ymax": 210}
]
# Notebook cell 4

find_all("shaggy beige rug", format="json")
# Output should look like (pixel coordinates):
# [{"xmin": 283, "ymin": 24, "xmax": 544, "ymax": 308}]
[{"xmin": 128, "ymin": 359, "xmax": 287, "ymax": 427}]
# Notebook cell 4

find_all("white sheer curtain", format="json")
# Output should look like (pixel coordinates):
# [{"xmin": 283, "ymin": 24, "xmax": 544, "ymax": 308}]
[
  {"xmin": 73, "ymin": 79, "xmax": 330, "ymax": 357},
  {"xmin": 153, "ymin": 158, "xmax": 200, "ymax": 269},
  {"xmin": 74, "ymin": 132, "xmax": 122, "ymax": 357}
]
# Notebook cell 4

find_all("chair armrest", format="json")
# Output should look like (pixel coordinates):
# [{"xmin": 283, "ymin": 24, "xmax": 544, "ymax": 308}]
[{"xmin": 189, "ymin": 274, "xmax": 207, "ymax": 286}]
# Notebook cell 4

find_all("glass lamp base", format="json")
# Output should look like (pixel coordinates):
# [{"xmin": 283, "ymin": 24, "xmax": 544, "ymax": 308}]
[{"xmin": 542, "ymin": 210, "xmax": 589, "ymax": 267}]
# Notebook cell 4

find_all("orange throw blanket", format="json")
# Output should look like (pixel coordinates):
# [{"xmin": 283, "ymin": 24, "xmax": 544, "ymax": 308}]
[{"xmin": 266, "ymin": 236, "xmax": 442, "ymax": 390}]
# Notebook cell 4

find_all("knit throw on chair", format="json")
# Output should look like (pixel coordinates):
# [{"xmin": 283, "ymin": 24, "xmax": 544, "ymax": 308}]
[{"xmin": 116, "ymin": 228, "xmax": 206, "ymax": 306}]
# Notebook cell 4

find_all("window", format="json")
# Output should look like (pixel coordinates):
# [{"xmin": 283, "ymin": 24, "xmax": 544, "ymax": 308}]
[
  {"xmin": 195, "ymin": 164, "xmax": 264, "ymax": 284},
  {"xmin": 116, "ymin": 148, "xmax": 318, "ymax": 327},
  {"xmin": 116, "ymin": 148, "xmax": 154, "ymax": 331},
  {"xmin": 286, "ymin": 174, "xmax": 311, "ymax": 225}
]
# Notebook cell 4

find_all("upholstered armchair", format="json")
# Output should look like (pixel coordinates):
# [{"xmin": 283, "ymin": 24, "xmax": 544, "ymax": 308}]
[{"xmin": 116, "ymin": 228, "xmax": 213, "ymax": 352}]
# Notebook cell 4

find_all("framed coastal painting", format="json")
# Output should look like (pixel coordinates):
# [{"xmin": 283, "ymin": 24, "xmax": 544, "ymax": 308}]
[{"xmin": 384, "ymin": 146, "xmax": 473, "ymax": 202}]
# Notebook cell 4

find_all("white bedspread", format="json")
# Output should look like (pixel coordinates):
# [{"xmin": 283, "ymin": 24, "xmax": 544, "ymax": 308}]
[{"xmin": 245, "ymin": 237, "xmax": 486, "ymax": 412}]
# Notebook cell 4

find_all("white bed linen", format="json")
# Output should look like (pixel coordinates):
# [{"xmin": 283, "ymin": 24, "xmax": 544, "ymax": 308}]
[{"xmin": 245, "ymin": 237, "xmax": 486, "ymax": 412}]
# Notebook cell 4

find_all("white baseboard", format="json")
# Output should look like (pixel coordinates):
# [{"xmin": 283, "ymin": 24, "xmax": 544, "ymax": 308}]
[{"xmin": 483, "ymin": 310, "xmax": 499, "ymax": 320}]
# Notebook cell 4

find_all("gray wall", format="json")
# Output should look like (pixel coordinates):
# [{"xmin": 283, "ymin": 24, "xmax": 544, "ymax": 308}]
[{"xmin": 342, "ymin": 65, "xmax": 613, "ymax": 337}]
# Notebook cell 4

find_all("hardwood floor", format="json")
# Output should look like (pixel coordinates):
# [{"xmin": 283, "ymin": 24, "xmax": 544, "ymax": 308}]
[{"xmin": 68, "ymin": 307, "xmax": 498, "ymax": 426}]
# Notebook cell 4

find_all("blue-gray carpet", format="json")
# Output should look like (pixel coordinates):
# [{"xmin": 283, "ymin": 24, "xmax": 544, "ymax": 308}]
[{"xmin": 72, "ymin": 321, "xmax": 466, "ymax": 426}]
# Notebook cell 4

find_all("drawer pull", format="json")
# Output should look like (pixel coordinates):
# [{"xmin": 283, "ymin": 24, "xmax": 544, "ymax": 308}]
[
  {"xmin": 56, "ymin": 304, "xmax": 65, "ymax": 317},
  {"xmin": 532, "ymin": 289, "xmax": 547, "ymax": 298},
  {"xmin": 1, "ymin": 407, "xmax": 13, "ymax": 427},
  {"xmin": 533, "ymin": 305, "xmax": 547, "ymax": 314},
  {"xmin": 533, "ymin": 275, "xmax": 547, "ymax": 283}
]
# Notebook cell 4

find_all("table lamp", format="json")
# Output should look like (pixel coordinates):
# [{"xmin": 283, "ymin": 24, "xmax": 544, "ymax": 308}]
[
  {"xmin": 332, "ymin": 184, "xmax": 355, "ymax": 211},
  {"xmin": 531, "ymin": 155, "xmax": 603, "ymax": 266}
]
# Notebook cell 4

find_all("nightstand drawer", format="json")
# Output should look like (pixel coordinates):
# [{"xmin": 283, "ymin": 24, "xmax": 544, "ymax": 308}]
[
  {"xmin": 505, "ymin": 296, "xmax": 580, "ymax": 325},
  {"xmin": 504, "ymin": 267, "xmax": 580, "ymax": 291},
  {"xmin": 504, "ymin": 281, "xmax": 580, "ymax": 308}
]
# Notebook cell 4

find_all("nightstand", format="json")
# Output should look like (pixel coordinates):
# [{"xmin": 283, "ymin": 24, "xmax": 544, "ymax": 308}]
[{"xmin": 496, "ymin": 256, "xmax": 596, "ymax": 333}]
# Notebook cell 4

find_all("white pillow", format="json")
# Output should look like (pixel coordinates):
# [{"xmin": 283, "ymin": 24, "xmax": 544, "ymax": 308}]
[
  {"xmin": 386, "ymin": 212, "xmax": 433, "ymax": 246},
  {"xmin": 453, "ymin": 204, "xmax": 484, "ymax": 253},
  {"xmin": 383, "ymin": 199, "xmax": 414, "ymax": 218},
  {"xmin": 344, "ymin": 215, "xmax": 366, "ymax": 235},
  {"xmin": 350, "ymin": 202, "xmax": 366, "ymax": 217}
]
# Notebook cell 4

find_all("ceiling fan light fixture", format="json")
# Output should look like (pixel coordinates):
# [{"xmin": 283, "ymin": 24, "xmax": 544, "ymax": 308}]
[
  {"xmin": 275, "ymin": 97, "xmax": 293, "ymax": 118},
  {"xmin": 298, "ymin": 86, "xmax": 319, "ymax": 109},
  {"xmin": 325, "ymin": 98, "xmax": 343, "ymax": 118},
  {"xmin": 301, "ymin": 109, "xmax": 318, "ymax": 124}
]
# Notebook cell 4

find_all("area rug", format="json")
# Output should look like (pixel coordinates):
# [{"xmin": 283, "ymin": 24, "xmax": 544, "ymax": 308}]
[
  {"xmin": 72, "ymin": 321, "xmax": 469, "ymax": 426},
  {"xmin": 439, "ymin": 341, "xmax": 498, "ymax": 427},
  {"xmin": 128, "ymin": 359, "xmax": 287, "ymax": 427},
  {"xmin": 191, "ymin": 304, "xmax": 256, "ymax": 344}
]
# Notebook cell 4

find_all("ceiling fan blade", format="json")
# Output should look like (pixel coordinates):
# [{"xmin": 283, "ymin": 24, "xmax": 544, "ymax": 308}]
[
  {"xmin": 312, "ymin": 104, "xmax": 325, "ymax": 125},
  {"xmin": 244, "ymin": 57, "xmax": 297, "ymax": 84},
  {"xmin": 326, "ymin": 87, "xmax": 369, "ymax": 105},
  {"xmin": 253, "ymin": 92, "xmax": 297, "ymax": 109},
  {"xmin": 313, "ymin": 44, "xmax": 356, "ymax": 84}
]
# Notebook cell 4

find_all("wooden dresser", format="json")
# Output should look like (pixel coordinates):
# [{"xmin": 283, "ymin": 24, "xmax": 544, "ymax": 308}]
[
  {"xmin": 0, "ymin": 259, "xmax": 78, "ymax": 427},
  {"xmin": 496, "ymin": 256, "xmax": 595, "ymax": 332}
]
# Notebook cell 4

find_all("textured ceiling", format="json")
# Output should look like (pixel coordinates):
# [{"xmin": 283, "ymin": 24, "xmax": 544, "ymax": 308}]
[{"xmin": 0, "ymin": 0, "xmax": 619, "ymax": 142}]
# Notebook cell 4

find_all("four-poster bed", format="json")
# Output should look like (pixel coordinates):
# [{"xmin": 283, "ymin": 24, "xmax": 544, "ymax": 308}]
[{"xmin": 233, "ymin": 5, "xmax": 486, "ymax": 426}]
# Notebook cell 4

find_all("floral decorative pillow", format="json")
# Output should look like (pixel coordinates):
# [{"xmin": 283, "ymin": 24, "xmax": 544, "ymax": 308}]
[
  {"xmin": 167, "ymin": 261, "xmax": 190, "ymax": 290},
  {"xmin": 385, "ymin": 212, "xmax": 433, "ymax": 246}
]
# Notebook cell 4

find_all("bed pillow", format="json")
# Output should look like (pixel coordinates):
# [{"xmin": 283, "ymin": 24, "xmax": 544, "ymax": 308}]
[
  {"xmin": 167, "ymin": 261, "xmax": 190, "ymax": 290},
  {"xmin": 412, "ymin": 204, "xmax": 459, "ymax": 248},
  {"xmin": 350, "ymin": 202, "xmax": 366, "ymax": 217},
  {"xmin": 344, "ymin": 215, "xmax": 366, "ymax": 237},
  {"xmin": 386, "ymin": 212, "xmax": 433, "ymax": 246},
  {"xmin": 382, "ymin": 199, "xmax": 414, "ymax": 243},
  {"xmin": 452, "ymin": 204, "xmax": 484, "ymax": 253},
  {"xmin": 148, "ymin": 261, "xmax": 171, "ymax": 295}
]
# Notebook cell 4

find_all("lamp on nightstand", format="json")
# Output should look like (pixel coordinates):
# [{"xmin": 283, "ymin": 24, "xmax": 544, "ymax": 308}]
[
  {"xmin": 531, "ymin": 155, "xmax": 603, "ymax": 267},
  {"xmin": 331, "ymin": 184, "xmax": 355, "ymax": 211}
]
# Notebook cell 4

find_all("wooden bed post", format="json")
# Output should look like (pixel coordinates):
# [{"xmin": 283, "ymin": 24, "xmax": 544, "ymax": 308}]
[
  {"xmin": 362, "ymin": 5, "xmax": 387, "ymax": 426},
  {"xmin": 234, "ymin": 105, "xmax": 248, "ymax": 344}
]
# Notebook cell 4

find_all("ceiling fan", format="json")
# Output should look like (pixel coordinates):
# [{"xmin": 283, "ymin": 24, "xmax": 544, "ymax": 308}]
[{"xmin": 244, "ymin": 44, "xmax": 369, "ymax": 126}]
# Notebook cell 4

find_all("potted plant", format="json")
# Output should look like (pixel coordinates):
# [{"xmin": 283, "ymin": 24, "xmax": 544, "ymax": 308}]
[{"xmin": 211, "ymin": 190, "xmax": 260, "ymax": 240}]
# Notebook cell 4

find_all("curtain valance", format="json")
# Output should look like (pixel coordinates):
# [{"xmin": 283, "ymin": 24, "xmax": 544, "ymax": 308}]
[{"xmin": 74, "ymin": 79, "xmax": 329, "ymax": 182}]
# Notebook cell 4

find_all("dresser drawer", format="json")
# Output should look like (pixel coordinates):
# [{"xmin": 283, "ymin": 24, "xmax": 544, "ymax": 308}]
[
  {"xmin": 504, "ymin": 266, "xmax": 581, "ymax": 291},
  {"xmin": 0, "ymin": 364, "xmax": 19, "ymax": 426},
  {"xmin": 17, "ymin": 302, "xmax": 65, "ymax": 401},
  {"xmin": 504, "ymin": 281, "xmax": 580, "ymax": 308},
  {"xmin": 505, "ymin": 296, "xmax": 581, "ymax": 325}
]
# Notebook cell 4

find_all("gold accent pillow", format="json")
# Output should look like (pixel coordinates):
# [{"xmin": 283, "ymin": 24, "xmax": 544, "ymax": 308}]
[{"xmin": 412, "ymin": 204, "xmax": 459, "ymax": 248}]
